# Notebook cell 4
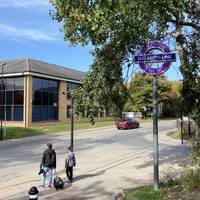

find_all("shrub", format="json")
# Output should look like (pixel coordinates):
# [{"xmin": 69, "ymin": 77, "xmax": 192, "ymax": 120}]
[
  {"xmin": 181, "ymin": 167, "xmax": 200, "ymax": 190},
  {"xmin": 176, "ymin": 119, "xmax": 196, "ymax": 138},
  {"xmin": 190, "ymin": 142, "xmax": 200, "ymax": 166}
]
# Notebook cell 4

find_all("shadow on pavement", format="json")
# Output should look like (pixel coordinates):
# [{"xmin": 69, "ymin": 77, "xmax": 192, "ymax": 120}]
[
  {"xmin": 135, "ymin": 144, "xmax": 189, "ymax": 169},
  {"xmin": 74, "ymin": 170, "xmax": 105, "ymax": 182}
]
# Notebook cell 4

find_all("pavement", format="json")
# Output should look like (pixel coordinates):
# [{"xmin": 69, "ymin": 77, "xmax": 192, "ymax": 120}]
[{"xmin": 0, "ymin": 120, "xmax": 189, "ymax": 200}]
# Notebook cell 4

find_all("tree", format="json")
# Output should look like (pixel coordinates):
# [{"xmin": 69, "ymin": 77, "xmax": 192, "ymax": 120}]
[
  {"xmin": 124, "ymin": 74, "xmax": 152, "ymax": 113},
  {"xmin": 163, "ymin": 80, "xmax": 182, "ymax": 117},
  {"xmin": 124, "ymin": 72, "xmax": 180, "ymax": 117},
  {"xmin": 49, "ymin": 0, "xmax": 200, "ymax": 124}
]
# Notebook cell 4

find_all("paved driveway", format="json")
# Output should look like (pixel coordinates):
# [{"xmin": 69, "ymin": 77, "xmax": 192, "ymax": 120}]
[{"xmin": 0, "ymin": 120, "xmax": 189, "ymax": 199}]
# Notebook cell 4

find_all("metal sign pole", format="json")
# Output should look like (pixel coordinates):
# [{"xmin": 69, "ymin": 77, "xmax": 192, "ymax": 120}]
[
  {"xmin": 153, "ymin": 75, "xmax": 159, "ymax": 190},
  {"xmin": 134, "ymin": 41, "xmax": 176, "ymax": 191}
]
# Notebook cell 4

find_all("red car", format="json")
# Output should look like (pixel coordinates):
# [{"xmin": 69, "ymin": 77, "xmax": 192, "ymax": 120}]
[{"xmin": 116, "ymin": 118, "xmax": 140, "ymax": 130}]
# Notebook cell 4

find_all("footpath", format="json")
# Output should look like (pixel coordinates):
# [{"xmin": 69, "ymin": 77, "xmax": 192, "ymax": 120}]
[{"xmin": 0, "ymin": 121, "xmax": 189, "ymax": 200}]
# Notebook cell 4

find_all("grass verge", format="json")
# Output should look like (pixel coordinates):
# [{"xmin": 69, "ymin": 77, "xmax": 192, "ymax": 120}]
[
  {"xmin": 32, "ymin": 119, "xmax": 115, "ymax": 133},
  {"xmin": 3, "ymin": 118, "xmax": 176, "ymax": 140},
  {"xmin": 167, "ymin": 129, "xmax": 181, "ymax": 139},
  {"xmin": 124, "ymin": 186, "xmax": 170, "ymax": 200},
  {"xmin": 124, "ymin": 168, "xmax": 200, "ymax": 200},
  {"xmin": 2, "ymin": 119, "xmax": 115, "ymax": 140},
  {"xmin": 4, "ymin": 127, "xmax": 45, "ymax": 139},
  {"xmin": 167, "ymin": 129, "xmax": 195, "ymax": 141}
]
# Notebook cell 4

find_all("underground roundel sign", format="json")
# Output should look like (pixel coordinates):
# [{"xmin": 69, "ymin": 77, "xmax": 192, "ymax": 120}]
[{"xmin": 134, "ymin": 41, "xmax": 176, "ymax": 75}]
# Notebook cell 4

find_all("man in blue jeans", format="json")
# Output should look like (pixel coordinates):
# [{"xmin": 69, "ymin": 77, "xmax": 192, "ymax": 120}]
[{"xmin": 39, "ymin": 143, "xmax": 56, "ymax": 188}]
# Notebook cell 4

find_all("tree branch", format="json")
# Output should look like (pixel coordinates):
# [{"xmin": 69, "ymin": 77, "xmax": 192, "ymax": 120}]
[{"xmin": 170, "ymin": 19, "xmax": 200, "ymax": 31}]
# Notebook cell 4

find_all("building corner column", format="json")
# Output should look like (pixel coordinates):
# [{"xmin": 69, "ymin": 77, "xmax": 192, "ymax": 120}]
[
  {"xmin": 58, "ymin": 81, "xmax": 67, "ymax": 122},
  {"xmin": 24, "ymin": 76, "xmax": 32, "ymax": 127}
]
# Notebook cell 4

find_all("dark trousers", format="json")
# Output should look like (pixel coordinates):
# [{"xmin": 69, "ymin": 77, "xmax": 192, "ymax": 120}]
[{"xmin": 66, "ymin": 167, "xmax": 73, "ymax": 182}]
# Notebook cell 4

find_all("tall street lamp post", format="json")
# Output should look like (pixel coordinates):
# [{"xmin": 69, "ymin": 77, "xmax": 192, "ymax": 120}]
[
  {"xmin": 180, "ymin": 101, "xmax": 183, "ymax": 144},
  {"xmin": 180, "ymin": 79, "xmax": 184, "ymax": 144},
  {"xmin": 65, "ymin": 90, "xmax": 74, "ymax": 150},
  {"xmin": 70, "ymin": 96, "xmax": 74, "ymax": 149}
]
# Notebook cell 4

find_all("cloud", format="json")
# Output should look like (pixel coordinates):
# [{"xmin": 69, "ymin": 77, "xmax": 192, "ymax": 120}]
[
  {"xmin": 0, "ymin": 23, "xmax": 61, "ymax": 42},
  {"xmin": 0, "ymin": 0, "xmax": 50, "ymax": 8}
]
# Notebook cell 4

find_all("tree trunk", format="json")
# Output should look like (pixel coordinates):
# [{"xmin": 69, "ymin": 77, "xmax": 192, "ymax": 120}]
[{"xmin": 175, "ymin": 25, "xmax": 188, "ymax": 71}]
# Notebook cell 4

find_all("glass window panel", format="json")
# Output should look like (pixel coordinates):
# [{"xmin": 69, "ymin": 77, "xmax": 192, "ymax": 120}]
[
  {"xmin": 33, "ymin": 91, "xmax": 42, "ymax": 105},
  {"xmin": 6, "ymin": 91, "xmax": 13, "ymax": 105},
  {"xmin": 41, "ymin": 106, "xmax": 48, "ymax": 121},
  {"xmin": 67, "ymin": 83, "xmax": 70, "ymax": 91},
  {"xmin": 32, "ymin": 77, "xmax": 58, "ymax": 121},
  {"xmin": 48, "ymin": 80, "xmax": 53, "ymax": 92},
  {"xmin": 53, "ymin": 92, "xmax": 58, "ymax": 104},
  {"xmin": 66, "ymin": 82, "xmax": 81, "ymax": 99},
  {"xmin": 49, "ymin": 106, "xmax": 57, "ymax": 120},
  {"xmin": 67, "ymin": 82, "xmax": 81, "ymax": 90},
  {"xmin": 66, "ymin": 82, "xmax": 70, "ymax": 91},
  {"xmin": 33, "ymin": 78, "xmax": 42, "ymax": 91},
  {"xmin": 48, "ymin": 92, "xmax": 54, "ymax": 105},
  {"xmin": 0, "ymin": 106, "xmax": 3, "ymax": 120},
  {"xmin": 0, "ymin": 91, "xmax": 5, "ymax": 105},
  {"xmin": 32, "ymin": 105, "xmax": 41, "ymax": 121},
  {"xmin": 48, "ymin": 80, "xmax": 58, "ymax": 92},
  {"xmin": 6, "ymin": 79, "xmax": 14, "ymax": 90},
  {"xmin": 41, "ymin": 79, "xmax": 49, "ymax": 92},
  {"xmin": 14, "ymin": 78, "xmax": 24, "ymax": 90},
  {"xmin": 6, "ymin": 106, "xmax": 12, "ymax": 121},
  {"xmin": 50, "ymin": 106, "xmax": 58, "ymax": 120},
  {"xmin": 54, "ymin": 107, "xmax": 58, "ymax": 120},
  {"xmin": 0, "ymin": 82, "xmax": 5, "ymax": 90},
  {"xmin": 14, "ymin": 91, "xmax": 23, "ymax": 105},
  {"xmin": 0, "ymin": 77, "xmax": 24, "ymax": 121},
  {"xmin": 42, "ymin": 92, "xmax": 48, "ymax": 105},
  {"xmin": 13, "ymin": 106, "xmax": 23, "ymax": 121},
  {"xmin": 48, "ymin": 106, "xmax": 54, "ymax": 120}
]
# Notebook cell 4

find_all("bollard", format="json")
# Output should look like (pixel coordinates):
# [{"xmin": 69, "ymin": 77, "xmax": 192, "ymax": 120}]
[{"xmin": 28, "ymin": 186, "xmax": 39, "ymax": 200}]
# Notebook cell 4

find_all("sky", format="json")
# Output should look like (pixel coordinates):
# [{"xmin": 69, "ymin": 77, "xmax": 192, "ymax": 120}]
[{"xmin": 0, "ymin": 0, "xmax": 182, "ymax": 80}]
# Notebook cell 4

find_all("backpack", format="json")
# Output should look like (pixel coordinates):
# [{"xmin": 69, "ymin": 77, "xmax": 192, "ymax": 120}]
[
  {"xmin": 66, "ymin": 153, "xmax": 76, "ymax": 167},
  {"xmin": 53, "ymin": 177, "xmax": 64, "ymax": 189}
]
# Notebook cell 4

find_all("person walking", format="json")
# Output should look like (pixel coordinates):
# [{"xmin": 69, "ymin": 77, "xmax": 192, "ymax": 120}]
[
  {"xmin": 65, "ymin": 147, "xmax": 76, "ymax": 183},
  {"xmin": 39, "ymin": 143, "xmax": 56, "ymax": 188}
]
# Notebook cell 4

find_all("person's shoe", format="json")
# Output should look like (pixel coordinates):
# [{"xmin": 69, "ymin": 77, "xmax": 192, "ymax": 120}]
[
  {"xmin": 39, "ymin": 185, "xmax": 44, "ymax": 188},
  {"xmin": 48, "ymin": 185, "xmax": 52, "ymax": 188}
]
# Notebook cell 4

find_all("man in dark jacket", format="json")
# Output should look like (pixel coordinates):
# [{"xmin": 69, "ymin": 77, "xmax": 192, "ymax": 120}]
[{"xmin": 39, "ymin": 143, "xmax": 56, "ymax": 188}]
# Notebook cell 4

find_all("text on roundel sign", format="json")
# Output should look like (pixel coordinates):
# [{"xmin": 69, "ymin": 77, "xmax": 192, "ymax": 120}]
[{"xmin": 134, "ymin": 41, "xmax": 176, "ymax": 75}]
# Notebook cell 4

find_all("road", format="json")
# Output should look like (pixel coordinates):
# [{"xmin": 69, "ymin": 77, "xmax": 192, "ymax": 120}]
[{"xmin": 0, "ymin": 120, "xmax": 188, "ymax": 199}]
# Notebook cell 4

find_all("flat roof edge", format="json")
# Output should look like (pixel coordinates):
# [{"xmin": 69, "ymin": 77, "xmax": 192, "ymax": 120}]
[{"xmin": 1, "ymin": 72, "xmax": 83, "ymax": 84}]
